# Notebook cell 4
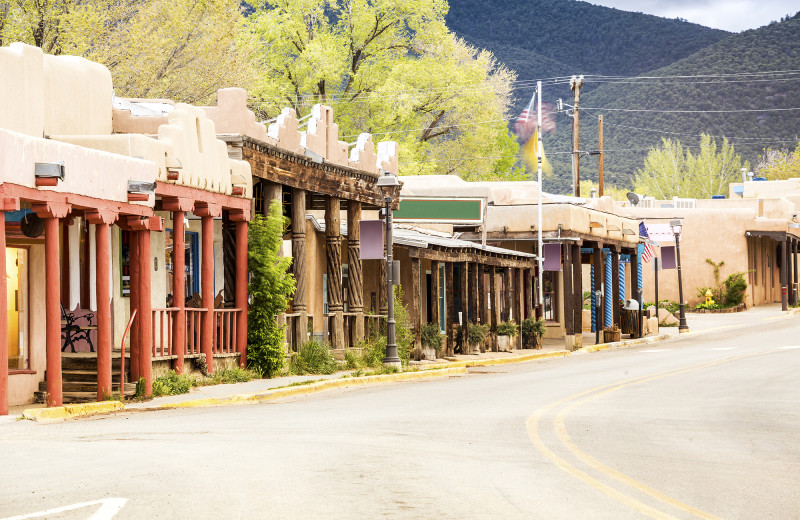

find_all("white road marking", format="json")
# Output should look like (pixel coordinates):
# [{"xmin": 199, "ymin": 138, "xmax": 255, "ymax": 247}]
[
  {"xmin": 1, "ymin": 498, "xmax": 127, "ymax": 520},
  {"xmin": 639, "ymin": 349, "xmax": 668, "ymax": 353},
  {"xmin": 777, "ymin": 346, "xmax": 800, "ymax": 350},
  {"xmin": 708, "ymin": 347, "xmax": 736, "ymax": 351}
]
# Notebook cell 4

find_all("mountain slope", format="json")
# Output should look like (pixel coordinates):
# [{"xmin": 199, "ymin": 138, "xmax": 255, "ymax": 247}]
[{"xmin": 544, "ymin": 13, "xmax": 800, "ymax": 194}]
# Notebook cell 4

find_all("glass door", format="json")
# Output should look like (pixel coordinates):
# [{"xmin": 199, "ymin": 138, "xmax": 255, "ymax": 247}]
[{"xmin": 6, "ymin": 247, "xmax": 29, "ymax": 370}]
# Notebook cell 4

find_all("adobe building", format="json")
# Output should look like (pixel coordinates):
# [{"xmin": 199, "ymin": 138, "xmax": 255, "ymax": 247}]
[{"xmin": 397, "ymin": 175, "xmax": 646, "ymax": 349}]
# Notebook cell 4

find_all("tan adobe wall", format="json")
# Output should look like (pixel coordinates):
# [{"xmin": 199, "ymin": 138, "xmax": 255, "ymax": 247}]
[{"xmin": 0, "ymin": 43, "xmax": 112, "ymax": 137}]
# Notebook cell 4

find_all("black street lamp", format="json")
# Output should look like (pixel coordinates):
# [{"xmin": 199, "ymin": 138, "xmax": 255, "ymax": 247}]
[
  {"xmin": 377, "ymin": 170, "xmax": 401, "ymax": 367},
  {"xmin": 670, "ymin": 218, "xmax": 689, "ymax": 333}
]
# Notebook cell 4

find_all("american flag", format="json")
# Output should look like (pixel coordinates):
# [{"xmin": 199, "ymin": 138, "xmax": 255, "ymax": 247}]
[
  {"xmin": 639, "ymin": 222, "xmax": 655, "ymax": 263},
  {"xmin": 513, "ymin": 94, "xmax": 556, "ymax": 143}
]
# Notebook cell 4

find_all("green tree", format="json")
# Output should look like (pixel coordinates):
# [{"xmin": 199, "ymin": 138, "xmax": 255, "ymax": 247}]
[
  {"xmin": 247, "ymin": 203, "xmax": 295, "ymax": 377},
  {"xmin": 245, "ymin": 0, "xmax": 520, "ymax": 180},
  {"xmin": 756, "ymin": 142, "xmax": 800, "ymax": 180},
  {"xmin": 633, "ymin": 134, "xmax": 749, "ymax": 199}
]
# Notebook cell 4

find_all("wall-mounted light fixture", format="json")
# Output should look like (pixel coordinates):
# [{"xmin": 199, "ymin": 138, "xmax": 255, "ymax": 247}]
[
  {"xmin": 34, "ymin": 162, "xmax": 65, "ymax": 187},
  {"xmin": 128, "ymin": 180, "xmax": 157, "ymax": 202}
]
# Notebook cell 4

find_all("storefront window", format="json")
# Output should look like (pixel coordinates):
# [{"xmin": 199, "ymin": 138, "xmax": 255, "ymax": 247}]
[{"xmin": 165, "ymin": 228, "xmax": 200, "ymax": 304}]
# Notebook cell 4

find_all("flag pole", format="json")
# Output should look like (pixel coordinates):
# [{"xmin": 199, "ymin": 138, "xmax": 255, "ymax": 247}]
[{"xmin": 537, "ymin": 80, "xmax": 544, "ymax": 318}]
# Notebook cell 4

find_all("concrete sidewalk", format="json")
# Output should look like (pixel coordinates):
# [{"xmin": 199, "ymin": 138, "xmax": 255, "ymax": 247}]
[{"xmin": 6, "ymin": 303, "xmax": 797, "ymax": 423}]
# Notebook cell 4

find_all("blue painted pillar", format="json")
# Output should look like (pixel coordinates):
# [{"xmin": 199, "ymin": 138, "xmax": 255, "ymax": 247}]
[
  {"xmin": 604, "ymin": 252, "xmax": 613, "ymax": 327},
  {"xmin": 637, "ymin": 244, "xmax": 644, "ymax": 300},
  {"xmin": 590, "ymin": 265, "xmax": 596, "ymax": 333},
  {"xmin": 619, "ymin": 260, "xmax": 626, "ymax": 303}
]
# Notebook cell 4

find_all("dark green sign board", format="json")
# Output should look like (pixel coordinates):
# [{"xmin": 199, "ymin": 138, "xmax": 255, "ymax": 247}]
[{"xmin": 393, "ymin": 198, "xmax": 483, "ymax": 223}]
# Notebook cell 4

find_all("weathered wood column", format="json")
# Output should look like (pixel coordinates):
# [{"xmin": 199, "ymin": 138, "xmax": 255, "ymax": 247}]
[
  {"xmin": 233, "ymin": 213, "xmax": 249, "ymax": 367},
  {"xmin": 34, "ymin": 202, "xmax": 71, "ymax": 407},
  {"xmin": 411, "ymin": 256, "xmax": 422, "ymax": 352},
  {"xmin": 346, "ymin": 202, "xmax": 364, "ymax": 342},
  {"xmin": 138, "ymin": 228, "xmax": 154, "ymax": 391},
  {"xmin": 781, "ymin": 237, "xmax": 788, "ymax": 311},
  {"xmin": 263, "ymin": 181, "xmax": 283, "ymax": 216},
  {"xmin": 460, "ymin": 263, "xmax": 469, "ymax": 353},
  {"xmin": 163, "ymin": 198, "xmax": 194, "ymax": 373},
  {"xmin": 196, "ymin": 203, "xmax": 220, "ymax": 374},
  {"xmin": 291, "ymin": 188, "xmax": 308, "ymax": 348},
  {"xmin": 788, "ymin": 239, "xmax": 794, "ymax": 306},
  {"xmin": 572, "ymin": 244, "xmax": 583, "ymax": 348},
  {"xmin": 325, "ymin": 196, "xmax": 345, "ymax": 350},
  {"xmin": 445, "ymin": 262, "xmax": 455, "ymax": 356},
  {"xmin": 630, "ymin": 247, "xmax": 641, "ymax": 338},
  {"xmin": 503, "ymin": 268, "xmax": 512, "ymax": 322},
  {"xmin": 430, "ymin": 260, "xmax": 440, "ymax": 332},
  {"xmin": 562, "ymin": 243, "xmax": 574, "ymax": 342},
  {"xmin": 86, "ymin": 210, "xmax": 116, "ymax": 401},
  {"xmin": 477, "ymin": 264, "xmax": 487, "ymax": 326},
  {"xmin": 593, "ymin": 244, "xmax": 603, "ymax": 335},
  {"xmin": 128, "ymin": 228, "xmax": 140, "ymax": 382},
  {"xmin": 468, "ymin": 262, "xmax": 479, "ymax": 353},
  {"xmin": 524, "ymin": 268, "xmax": 533, "ymax": 320},
  {"xmin": 490, "ymin": 265, "xmax": 499, "ymax": 351},
  {"xmin": 794, "ymin": 239, "xmax": 798, "ymax": 304}
]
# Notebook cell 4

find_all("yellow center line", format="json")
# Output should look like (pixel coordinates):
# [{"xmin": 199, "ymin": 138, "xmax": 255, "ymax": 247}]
[{"xmin": 528, "ymin": 350, "xmax": 780, "ymax": 519}]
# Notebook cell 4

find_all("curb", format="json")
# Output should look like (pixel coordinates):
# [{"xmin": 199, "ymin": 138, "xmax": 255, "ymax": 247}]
[
  {"xmin": 136, "ymin": 367, "xmax": 469, "ymax": 411},
  {"xmin": 577, "ymin": 334, "xmax": 672, "ymax": 354},
  {"xmin": 439, "ymin": 350, "xmax": 570, "ymax": 369},
  {"xmin": 21, "ymin": 401, "xmax": 124, "ymax": 422}
]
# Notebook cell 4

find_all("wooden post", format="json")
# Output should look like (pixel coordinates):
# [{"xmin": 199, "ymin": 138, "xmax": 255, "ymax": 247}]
[
  {"xmin": 235, "ymin": 219, "xmax": 248, "ymax": 366},
  {"xmin": 598, "ymin": 114, "xmax": 604, "ymax": 197},
  {"xmin": 781, "ymin": 237, "xmax": 788, "ymax": 311},
  {"xmin": 138, "ymin": 229, "xmax": 153, "ymax": 392},
  {"xmin": 411, "ymin": 257, "xmax": 422, "ymax": 352},
  {"xmin": 347, "ymin": 202, "xmax": 365, "ymax": 342},
  {"xmin": 430, "ymin": 261, "xmax": 440, "ymax": 333},
  {"xmin": 85, "ymin": 211, "xmax": 115, "ymax": 401},
  {"xmin": 593, "ymin": 244, "xmax": 603, "ymax": 341},
  {"xmin": 200, "ymin": 215, "xmax": 215, "ymax": 374},
  {"xmin": 468, "ymin": 262, "xmax": 479, "ymax": 353},
  {"xmin": 794, "ymin": 239, "xmax": 798, "ymax": 305},
  {"xmin": 477, "ymin": 264, "xmax": 487, "ymax": 325},
  {"xmin": 172, "ymin": 209, "xmax": 186, "ymax": 373},
  {"xmin": 631, "ymin": 248, "xmax": 641, "ymax": 338},
  {"xmin": 516, "ymin": 268, "xmax": 524, "ymax": 348},
  {"xmin": 562, "ymin": 244, "xmax": 573, "ymax": 337},
  {"xmin": 291, "ymin": 188, "xmax": 307, "ymax": 348},
  {"xmin": 325, "ymin": 196, "xmax": 344, "ymax": 350},
  {"xmin": 524, "ymin": 268, "xmax": 533, "ymax": 320},
  {"xmin": 263, "ymin": 181, "xmax": 282, "ymax": 217},
  {"xmin": 445, "ymin": 262, "xmax": 455, "ymax": 357},
  {"xmin": 571, "ymin": 75, "xmax": 584, "ymax": 197},
  {"xmin": 573, "ymin": 244, "xmax": 582, "ymax": 345},
  {"xmin": 0, "ymin": 209, "xmax": 7, "ymax": 414},
  {"xmin": 503, "ymin": 268, "xmax": 512, "ymax": 322},
  {"xmin": 788, "ymin": 238, "xmax": 794, "ymax": 306},
  {"xmin": 490, "ymin": 266, "xmax": 499, "ymax": 351},
  {"xmin": 128, "ymin": 229, "xmax": 140, "ymax": 382},
  {"xmin": 460, "ymin": 263, "xmax": 469, "ymax": 353}
]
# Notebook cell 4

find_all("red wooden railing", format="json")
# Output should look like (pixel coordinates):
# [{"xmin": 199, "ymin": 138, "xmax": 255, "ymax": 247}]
[
  {"xmin": 152, "ymin": 308, "xmax": 179, "ymax": 357},
  {"xmin": 185, "ymin": 308, "xmax": 204, "ymax": 355},
  {"xmin": 213, "ymin": 309, "xmax": 241, "ymax": 354},
  {"xmin": 119, "ymin": 310, "xmax": 137, "ymax": 399}
]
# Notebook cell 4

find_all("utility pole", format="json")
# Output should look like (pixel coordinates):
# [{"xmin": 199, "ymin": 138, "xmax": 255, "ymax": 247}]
[
  {"xmin": 598, "ymin": 114, "xmax": 604, "ymax": 197},
  {"xmin": 570, "ymin": 75, "xmax": 584, "ymax": 197}
]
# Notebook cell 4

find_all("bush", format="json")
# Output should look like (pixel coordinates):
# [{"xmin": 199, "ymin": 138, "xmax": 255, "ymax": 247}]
[
  {"xmin": 151, "ymin": 371, "xmax": 194, "ymax": 397},
  {"xmin": 420, "ymin": 323, "xmax": 443, "ymax": 353},
  {"xmin": 467, "ymin": 323, "xmax": 488, "ymax": 346},
  {"xmin": 722, "ymin": 272, "xmax": 748, "ymax": 306},
  {"xmin": 289, "ymin": 340, "xmax": 338, "ymax": 375},
  {"xmin": 694, "ymin": 301, "xmax": 722, "ymax": 310},
  {"xmin": 195, "ymin": 366, "xmax": 257, "ymax": 386},
  {"xmin": 497, "ymin": 321, "xmax": 518, "ymax": 337},
  {"xmin": 521, "ymin": 317, "xmax": 547, "ymax": 337},
  {"xmin": 247, "ymin": 204, "xmax": 296, "ymax": 378}
]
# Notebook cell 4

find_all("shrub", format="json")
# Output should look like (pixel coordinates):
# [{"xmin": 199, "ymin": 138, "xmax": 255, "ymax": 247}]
[
  {"xmin": 289, "ymin": 340, "xmax": 338, "ymax": 375},
  {"xmin": 497, "ymin": 321, "xmax": 518, "ymax": 337},
  {"xmin": 722, "ymin": 272, "xmax": 748, "ymax": 306},
  {"xmin": 694, "ymin": 301, "xmax": 722, "ymax": 310},
  {"xmin": 467, "ymin": 323, "xmax": 488, "ymax": 346},
  {"xmin": 247, "ymin": 204, "xmax": 296, "ymax": 378},
  {"xmin": 151, "ymin": 370, "xmax": 194, "ymax": 397},
  {"xmin": 521, "ymin": 317, "xmax": 547, "ymax": 337},
  {"xmin": 420, "ymin": 323, "xmax": 443, "ymax": 353}
]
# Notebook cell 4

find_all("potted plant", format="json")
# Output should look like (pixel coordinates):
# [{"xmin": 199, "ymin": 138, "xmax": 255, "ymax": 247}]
[
  {"xmin": 467, "ymin": 323, "xmax": 488, "ymax": 354},
  {"xmin": 496, "ymin": 321, "xmax": 518, "ymax": 352},
  {"xmin": 521, "ymin": 317, "xmax": 546, "ymax": 349},
  {"xmin": 420, "ymin": 323, "xmax": 443, "ymax": 360}
]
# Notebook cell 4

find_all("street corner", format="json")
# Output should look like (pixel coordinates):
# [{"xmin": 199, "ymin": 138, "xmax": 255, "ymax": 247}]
[{"xmin": 21, "ymin": 401, "xmax": 125, "ymax": 422}]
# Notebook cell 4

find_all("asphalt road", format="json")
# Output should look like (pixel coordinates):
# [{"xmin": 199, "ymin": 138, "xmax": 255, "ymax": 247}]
[{"xmin": 1, "ymin": 318, "xmax": 799, "ymax": 519}]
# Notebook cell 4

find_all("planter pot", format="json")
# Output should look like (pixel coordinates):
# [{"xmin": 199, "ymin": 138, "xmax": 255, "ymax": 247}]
[
  {"xmin": 422, "ymin": 345, "xmax": 438, "ymax": 360},
  {"xmin": 603, "ymin": 330, "xmax": 621, "ymax": 343},
  {"xmin": 522, "ymin": 332, "xmax": 542, "ymax": 349},
  {"xmin": 497, "ymin": 335, "xmax": 514, "ymax": 352}
]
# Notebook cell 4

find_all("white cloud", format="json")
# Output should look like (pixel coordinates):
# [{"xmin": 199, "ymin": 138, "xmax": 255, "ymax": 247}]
[{"xmin": 587, "ymin": 0, "xmax": 798, "ymax": 31}]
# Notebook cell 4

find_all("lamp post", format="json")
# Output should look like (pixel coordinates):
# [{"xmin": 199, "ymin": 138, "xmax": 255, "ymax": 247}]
[
  {"xmin": 377, "ymin": 171, "xmax": 401, "ymax": 367},
  {"xmin": 670, "ymin": 218, "xmax": 689, "ymax": 333}
]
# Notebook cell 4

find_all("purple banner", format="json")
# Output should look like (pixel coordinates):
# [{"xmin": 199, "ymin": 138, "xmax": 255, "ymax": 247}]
[
  {"xmin": 359, "ymin": 220, "xmax": 385, "ymax": 259},
  {"xmin": 543, "ymin": 243, "xmax": 562, "ymax": 271},
  {"xmin": 661, "ymin": 246, "xmax": 676, "ymax": 270}
]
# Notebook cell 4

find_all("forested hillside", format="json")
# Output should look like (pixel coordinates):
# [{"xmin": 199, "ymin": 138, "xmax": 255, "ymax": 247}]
[
  {"xmin": 446, "ymin": 0, "xmax": 729, "ymax": 87},
  {"xmin": 543, "ymin": 13, "xmax": 800, "ymax": 194}
]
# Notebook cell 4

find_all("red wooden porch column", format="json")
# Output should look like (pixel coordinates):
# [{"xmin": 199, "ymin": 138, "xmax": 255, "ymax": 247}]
[
  {"xmin": 34, "ymin": 201, "xmax": 72, "ymax": 407},
  {"xmin": 162, "ymin": 198, "xmax": 194, "ymax": 374},
  {"xmin": 138, "ymin": 229, "xmax": 153, "ymax": 392},
  {"xmin": 86, "ymin": 209, "xmax": 117, "ymax": 401},
  {"xmin": 231, "ymin": 210, "xmax": 249, "ymax": 367},
  {"xmin": 0, "ymin": 197, "xmax": 19, "ymax": 415},
  {"xmin": 128, "ymin": 229, "xmax": 140, "ymax": 382},
  {"xmin": 195, "ymin": 202, "xmax": 221, "ymax": 374}
]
